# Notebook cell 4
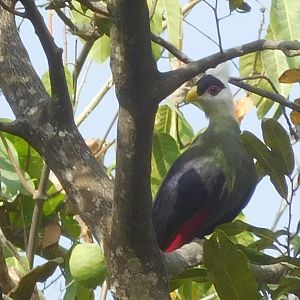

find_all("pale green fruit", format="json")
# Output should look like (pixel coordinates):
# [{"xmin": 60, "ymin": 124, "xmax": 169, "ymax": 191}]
[{"xmin": 69, "ymin": 243, "xmax": 107, "ymax": 289}]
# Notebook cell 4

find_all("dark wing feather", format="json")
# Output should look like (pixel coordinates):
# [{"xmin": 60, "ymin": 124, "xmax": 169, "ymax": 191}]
[{"xmin": 151, "ymin": 145, "xmax": 228, "ymax": 250}]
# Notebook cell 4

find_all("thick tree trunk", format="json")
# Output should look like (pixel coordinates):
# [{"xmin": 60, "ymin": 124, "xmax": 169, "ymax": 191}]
[{"xmin": 106, "ymin": 0, "xmax": 170, "ymax": 298}]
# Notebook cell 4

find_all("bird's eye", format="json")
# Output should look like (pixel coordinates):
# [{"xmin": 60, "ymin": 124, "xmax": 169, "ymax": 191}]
[{"xmin": 206, "ymin": 85, "xmax": 223, "ymax": 96}]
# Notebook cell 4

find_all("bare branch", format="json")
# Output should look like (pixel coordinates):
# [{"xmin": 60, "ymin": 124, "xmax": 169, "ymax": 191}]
[
  {"xmin": 165, "ymin": 239, "xmax": 289, "ymax": 286},
  {"xmin": 164, "ymin": 239, "xmax": 204, "ymax": 277},
  {"xmin": 150, "ymin": 33, "xmax": 192, "ymax": 64},
  {"xmin": 0, "ymin": 240, "xmax": 15, "ymax": 294},
  {"xmin": 0, "ymin": 0, "xmax": 113, "ymax": 248},
  {"xmin": 156, "ymin": 39, "xmax": 300, "ymax": 102},
  {"xmin": 20, "ymin": 0, "xmax": 73, "ymax": 121},
  {"xmin": 229, "ymin": 78, "xmax": 300, "ymax": 112},
  {"xmin": 27, "ymin": 164, "xmax": 50, "ymax": 268},
  {"xmin": 76, "ymin": 0, "xmax": 110, "ymax": 17}
]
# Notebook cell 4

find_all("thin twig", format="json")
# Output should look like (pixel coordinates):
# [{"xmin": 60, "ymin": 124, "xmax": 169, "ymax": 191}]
[
  {"xmin": 27, "ymin": 164, "xmax": 50, "ymax": 268},
  {"xmin": 184, "ymin": 19, "xmax": 219, "ymax": 48},
  {"xmin": 99, "ymin": 111, "xmax": 118, "ymax": 151},
  {"xmin": 182, "ymin": 0, "xmax": 201, "ymax": 15},
  {"xmin": 72, "ymin": 39, "xmax": 95, "ymax": 83},
  {"xmin": 236, "ymin": 75, "xmax": 298, "ymax": 140},
  {"xmin": 0, "ymin": 133, "xmax": 35, "ymax": 195},
  {"xmin": 0, "ymin": 239, "xmax": 14, "ymax": 293},
  {"xmin": 271, "ymin": 198, "xmax": 288, "ymax": 231},
  {"xmin": 100, "ymin": 281, "xmax": 108, "ymax": 300},
  {"xmin": 55, "ymin": 8, "xmax": 77, "ymax": 32},
  {"xmin": 42, "ymin": 273, "xmax": 63, "ymax": 291},
  {"xmin": 214, "ymin": 0, "xmax": 223, "ymax": 52},
  {"xmin": 150, "ymin": 33, "xmax": 192, "ymax": 64},
  {"xmin": 229, "ymin": 78, "xmax": 300, "ymax": 112},
  {"xmin": 74, "ymin": 59, "xmax": 93, "ymax": 112},
  {"xmin": 286, "ymin": 176, "xmax": 294, "ymax": 258},
  {"xmin": 75, "ymin": 76, "xmax": 113, "ymax": 126},
  {"xmin": 76, "ymin": 0, "xmax": 110, "ymax": 17}
]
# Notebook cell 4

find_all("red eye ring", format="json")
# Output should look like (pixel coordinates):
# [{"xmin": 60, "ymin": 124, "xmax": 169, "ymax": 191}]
[{"xmin": 206, "ymin": 85, "xmax": 222, "ymax": 96}]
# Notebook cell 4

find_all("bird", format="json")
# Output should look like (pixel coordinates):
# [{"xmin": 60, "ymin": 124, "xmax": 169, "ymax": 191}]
[{"xmin": 151, "ymin": 64, "xmax": 257, "ymax": 252}]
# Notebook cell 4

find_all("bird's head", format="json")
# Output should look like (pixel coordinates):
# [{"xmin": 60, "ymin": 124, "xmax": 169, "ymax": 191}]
[{"xmin": 186, "ymin": 64, "xmax": 235, "ymax": 119}]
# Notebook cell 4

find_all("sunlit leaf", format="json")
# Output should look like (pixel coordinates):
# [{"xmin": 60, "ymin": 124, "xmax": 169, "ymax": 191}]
[
  {"xmin": 161, "ymin": 0, "xmax": 182, "ymax": 50},
  {"xmin": 88, "ymin": 34, "xmax": 110, "ymax": 64},
  {"xmin": 0, "ymin": 137, "xmax": 35, "ymax": 196},
  {"xmin": 270, "ymin": 0, "xmax": 300, "ymax": 68},
  {"xmin": 152, "ymin": 132, "xmax": 179, "ymax": 180},
  {"xmin": 155, "ymin": 103, "xmax": 194, "ymax": 147},
  {"xmin": 4, "ymin": 133, "xmax": 43, "ymax": 182},
  {"xmin": 261, "ymin": 28, "xmax": 291, "ymax": 98}
]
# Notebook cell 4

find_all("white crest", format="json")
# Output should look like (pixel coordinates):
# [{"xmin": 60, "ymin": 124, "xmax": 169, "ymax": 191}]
[{"xmin": 206, "ymin": 63, "xmax": 230, "ymax": 84}]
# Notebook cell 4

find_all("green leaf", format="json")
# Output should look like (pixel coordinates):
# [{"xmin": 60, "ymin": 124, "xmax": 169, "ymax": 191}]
[
  {"xmin": 240, "ymin": 131, "xmax": 288, "ymax": 198},
  {"xmin": 61, "ymin": 213, "xmax": 81, "ymax": 239},
  {"xmin": 204, "ymin": 231, "xmax": 259, "ymax": 300},
  {"xmin": 236, "ymin": 244, "xmax": 277, "ymax": 265},
  {"xmin": 88, "ymin": 34, "xmax": 110, "ymax": 64},
  {"xmin": 262, "ymin": 118, "xmax": 294, "ymax": 176},
  {"xmin": 152, "ymin": 132, "xmax": 180, "ymax": 180},
  {"xmin": 239, "ymin": 48, "xmax": 288, "ymax": 119},
  {"xmin": 270, "ymin": 0, "xmax": 300, "ymax": 68},
  {"xmin": 43, "ymin": 185, "xmax": 65, "ymax": 216},
  {"xmin": 261, "ymin": 27, "xmax": 292, "ymax": 98},
  {"xmin": 0, "ymin": 137, "xmax": 35, "ymax": 196},
  {"xmin": 272, "ymin": 275, "xmax": 300, "ymax": 298},
  {"xmin": 41, "ymin": 66, "xmax": 74, "ymax": 105},
  {"xmin": 149, "ymin": 0, "xmax": 163, "ymax": 59},
  {"xmin": 4, "ymin": 133, "xmax": 43, "ymax": 181},
  {"xmin": 160, "ymin": 0, "xmax": 182, "ymax": 49},
  {"xmin": 155, "ymin": 103, "xmax": 194, "ymax": 147},
  {"xmin": 229, "ymin": 0, "xmax": 244, "ymax": 12},
  {"xmin": 239, "ymin": 52, "xmax": 276, "ymax": 118},
  {"xmin": 155, "ymin": 104, "xmax": 177, "ymax": 138}
]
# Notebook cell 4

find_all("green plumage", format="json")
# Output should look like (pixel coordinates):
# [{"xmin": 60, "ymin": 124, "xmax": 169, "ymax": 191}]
[{"xmin": 152, "ymin": 70, "xmax": 257, "ymax": 251}]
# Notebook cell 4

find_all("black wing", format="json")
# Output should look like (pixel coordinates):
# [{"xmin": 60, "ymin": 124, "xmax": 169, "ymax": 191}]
[{"xmin": 151, "ymin": 146, "xmax": 228, "ymax": 249}]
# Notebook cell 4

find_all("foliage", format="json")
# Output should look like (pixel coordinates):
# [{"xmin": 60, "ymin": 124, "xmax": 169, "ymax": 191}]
[{"xmin": 0, "ymin": 0, "xmax": 300, "ymax": 299}]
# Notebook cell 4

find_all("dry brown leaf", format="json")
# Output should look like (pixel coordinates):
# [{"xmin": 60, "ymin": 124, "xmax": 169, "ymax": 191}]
[
  {"xmin": 234, "ymin": 96, "xmax": 254, "ymax": 123},
  {"xmin": 41, "ymin": 222, "xmax": 61, "ymax": 250},
  {"xmin": 279, "ymin": 69, "xmax": 300, "ymax": 83}
]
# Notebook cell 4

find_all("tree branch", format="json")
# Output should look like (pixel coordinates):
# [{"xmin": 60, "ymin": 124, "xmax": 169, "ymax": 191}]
[
  {"xmin": 0, "ymin": 0, "xmax": 113, "ymax": 247},
  {"xmin": 27, "ymin": 164, "xmax": 50, "ymax": 268},
  {"xmin": 0, "ymin": 239, "xmax": 15, "ymax": 294},
  {"xmin": 150, "ymin": 32, "xmax": 192, "ymax": 64},
  {"xmin": 229, "ymin": 78, "xmax": 300, "ymax": 112},
  {"xmin": 156, "ymin": 39, "xmax": 300, "ymax": 102},
  {"xmin": 20, "ymin": 0, "xmax": 74, "ymax": 123},
  {"xmin": 164, "ymin": 239, "xmax": 289, "ymax": 286},
  {"xmin": 107, "ymin": 0, "xmax": 168, "ymax": 298}
]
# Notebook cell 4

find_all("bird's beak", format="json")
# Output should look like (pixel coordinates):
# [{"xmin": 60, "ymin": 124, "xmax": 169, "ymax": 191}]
[{"xmin": 186, "ymin": 86, "xmax": 199, "ymax": 103}]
